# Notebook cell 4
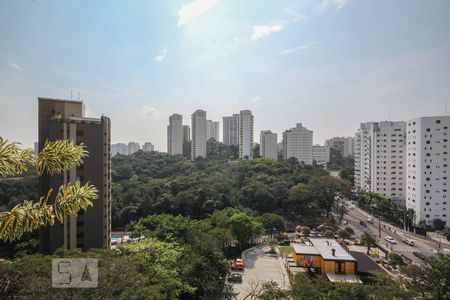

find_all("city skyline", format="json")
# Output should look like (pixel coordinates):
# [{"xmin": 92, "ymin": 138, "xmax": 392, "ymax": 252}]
[{"xmin": 1, "ymin": 0, "xmax": 450, "ymax": 151}]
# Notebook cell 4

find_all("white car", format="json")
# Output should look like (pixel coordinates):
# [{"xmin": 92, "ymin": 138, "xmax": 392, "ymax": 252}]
[
  {"xmin": 402, "ymin": 238, "xmax": 415, "ymax": 246},
  {"xmin": 385, "ymin": 236, "xmax": 397, "ymax": 244},
  {"xmin": 367, "ymin": 218, "xmax": 374, "ymax": 224}
]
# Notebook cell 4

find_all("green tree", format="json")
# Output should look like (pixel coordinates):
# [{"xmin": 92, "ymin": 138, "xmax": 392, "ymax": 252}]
[
  {"xmin": 301, "ymin": 226, "xmax": 311, "ymax": 237},
  {"xmin": 307, "ymin": 176, "xmax": 352, "ymax": 218},
  {"xmin": 433, "ymin": 218, "xmax": 447, "ymax": 231},
  {"xmin": 0, "ymin": 138, "xmax": 97, "ymax": 242},
  {"xmin": 338, "ymin": 229, "xmax": 350, "ymax": 240},
  {"xmin": 230, "ymin": 212, "xmax": 263, "ymax": 248},
  {"xmin": 387, "ymin": 252, "xmax": 405, "ymax": 268},
  {"xmin": 324, "ymin": 229, "xmax": 335, "ymax": 238},
  {"xmin": 401, "ymin": 252, "xmax": 450, "ymax": 300},
  {"xmin": 259, "ymin": 213, "xmax": 286, "ymax": 234},
  {"xmin": 360, "ymin": 232, "xmax": 376, "ymax": 254},
  {"xmin": 344, "ymin": 226, "xmax": 355, "ymax": 236}
]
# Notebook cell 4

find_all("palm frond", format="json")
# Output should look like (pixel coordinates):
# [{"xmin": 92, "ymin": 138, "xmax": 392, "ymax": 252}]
[
  {"xmin": 0, "ymin": 138, "xmax": 34, "ymax": 178},
  {"xmin": 37, "ymin": 140, "xmax": 87, "ymax": 175},
  {"xmin": 0, "ymin": 182, "xmax": 98, "ymax": 242}
]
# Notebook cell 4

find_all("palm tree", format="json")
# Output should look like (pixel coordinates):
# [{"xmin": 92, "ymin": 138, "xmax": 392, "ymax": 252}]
[
  {"xmin": 0, "ymin": 138, "xmax": 98, "ymax": 242},
  {"xmin": 360, "ymin": 231, "xmax": 376, "ymax": 254}
]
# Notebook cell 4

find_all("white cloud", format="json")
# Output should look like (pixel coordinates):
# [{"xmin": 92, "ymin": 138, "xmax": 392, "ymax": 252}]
[
  {"xmin": 319, "ymin": 0, "xmax": 348, "ymax": 11},
  {"xmin": 281, "ymin": 41, "xmax": 316, "ymax": 55},
  {"xmin": 154, "ymin": 47, "xmax": 168, "ymax": 63},
  {"xmin": 141, "ymin": 106, "xmax": 157, "ymax": 117},
  {"xmin": 251, "ymin": 21, "xmax": 286, "ymax": 41},
  {"xmin": 177, "ymin": 0, "xmax": 221, "ymax": 27},
  {"xmin": 285, "ymin": 8, "xmax": 305, "ymax": 22},
  {"xmin": 6, "ymin": 60, "xmax": 23, "ymax": 72}
]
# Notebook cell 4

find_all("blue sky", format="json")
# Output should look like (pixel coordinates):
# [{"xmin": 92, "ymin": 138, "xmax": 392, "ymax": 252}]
[{"xmin": 1, "ymin": 0, "xmax": 450, "ymax": 151}]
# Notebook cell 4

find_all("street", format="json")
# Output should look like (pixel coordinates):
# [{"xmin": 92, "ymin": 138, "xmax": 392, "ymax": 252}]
[{"xmin": 342, "ymin": 200, "xmax": 450, "ymax": 264}]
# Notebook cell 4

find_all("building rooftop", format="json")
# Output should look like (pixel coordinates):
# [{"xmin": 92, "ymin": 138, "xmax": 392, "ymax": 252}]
[
  {"xmin": 292, "ymin": 244, "xmax": 320, "ymax": 256},
  {"xmin": 309, "ymin": 238, "xmax": 357, "ymax": 261},
  {"xmin": 38, "ymin": 97, "xmax": 83, "ymax": 105}
]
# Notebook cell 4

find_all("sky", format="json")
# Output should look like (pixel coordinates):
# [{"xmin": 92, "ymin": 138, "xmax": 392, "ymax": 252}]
[{"xmin": 1, "ymin": 0, "xmax": 450, "ymax": 152}]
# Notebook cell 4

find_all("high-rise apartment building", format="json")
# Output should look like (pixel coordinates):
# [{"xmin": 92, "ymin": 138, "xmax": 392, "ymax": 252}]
[
  {"xmin": 354, "ymin": 121, "xmax": 406, "ymax": 205},
  {"xmin": 239, "ymin": 110, "xmax": 254, "ymax": 159},
  {"xmin": 406, "ymin": 116, "xmax": 450, "ymax": 226},
  {"xmin": 191, "ymin": 109, "xmax": 207, "ymax": 159},
  {"xmin": 38, "ymin": 97, "xmax": 111, "ymax": 254},
  {"xmin": 312, "ymin": 145, "xmax": 330, "ymax": 167},
  {"xmin": 282, "ymin": 123, "xmax": 313, "ymax": 164},
  {"xmin": 142, "ymin": 142, "xmax": 154, "ymax": 152},
  {"xmin": 260, "ymin": 130, "xmax": 278, "ymax": 160},
  {"xmin": 325, "ymin": 137, "xmax": 354, "ymax": 157},
  {"xmin": 111, "ymin": 143, "xmax": 127, "ymax": 156},
  {"xmin": 223, "ymin": 114, "xmax": 240, "ymax": 146},
  {"xmin": 206, "ymin": 120, "xmax": 220, "ymax": 141},
  {"xmin": 127, "ymin": 142, "xmax": 140, "ymax": 155},
  {"xmin": 183, "ymin": 125, "xmax": 191, "ymax": 142},
  {"xmin": 167, "ymin": 113, "xmax": 183, "ymax": 155}
]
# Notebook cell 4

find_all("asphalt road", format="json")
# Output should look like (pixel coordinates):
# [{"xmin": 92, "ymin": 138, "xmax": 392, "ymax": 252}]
[{"xmin": 342, "ymin": 200, "xmax": 449, "ymax": 264}]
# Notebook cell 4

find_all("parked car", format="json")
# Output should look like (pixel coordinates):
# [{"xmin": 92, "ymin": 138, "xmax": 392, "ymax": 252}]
[
  {"xmin": 228, "ymin": 273, "xmax": 243, "ymax": 283},
  {"xmin": 385, "ymin": 236, "xmax": 397, "ymax": 244},
  {"xmin": 413, "ymin": 251, "xmax": 426, "ymax": 260},
  {"xmin": 231, "ymin": 259, "xmax": 245, "ymax": 270},
  {"xmin": 402, "ymin": 238, "xmax": 415, "ymax": 246},
  {"xmin": 360, "ymin": 220, "xmax": 367, "ymax": 227},
  {"xmin": 367, "ymin": 218, "xmax": 374, "ymax": 224}
]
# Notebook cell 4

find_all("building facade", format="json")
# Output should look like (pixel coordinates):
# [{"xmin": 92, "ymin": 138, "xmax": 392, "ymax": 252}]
[
  {"xmin": 127, "ymin": 142, "xmax": 140, "ymax": 155},
  {"xmin": 325, "ymin": 137, "xmax": 354, "ymax": 157},
  {"xmin": 111, "ymin": 143, "xmax": 127, "ymax": 156},
  {"xmin": 282, "ymin": 123, "xmax": 313, "ymax": 164},
  {"xmin": 312, "ymin": 145, "xmax": 330, "ymax": 167},
  {"xmin": 239, "ymin": 110, "xmax": 254, "ymax": 159},
  {"xmin": 142, "ymin": 142, "xmax": 154, "ymax": 152},
  {"xmin": 406, "ymin": 116, "xmax": 450, "ymax": 226},
  {"xmin": 354, "ymin": 121, "xmax": 406, "ymax": 205},
  {"xmin": 183, "ymin": 125, "xmax": 191, "ymax": 142},
  {"xmin": 167, "ymin": 113, "xmax": 183, "ymax": 155},
  {"xmin": 260, "ymin": 130, "xmax": 278, "ymax": 160},
  {"xmin": 38, "ymin": 97, "xmax": 111, "ymax": 254},
  {"xmin": 206, "ymin": 120, "xmax": 220, "ymax": 141},
  {"xmin": 191, "ymin": 109, "xmax": 207, "ymax": 159},
  {"xmin": 223, "ymin": 114, "xmax": 240, "ymax": 146}
]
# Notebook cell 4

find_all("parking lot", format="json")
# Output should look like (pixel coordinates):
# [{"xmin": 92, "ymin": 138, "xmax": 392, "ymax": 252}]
[{"xmin": 230, "ymin": 244, "xmax": 289, "ymax": 299}]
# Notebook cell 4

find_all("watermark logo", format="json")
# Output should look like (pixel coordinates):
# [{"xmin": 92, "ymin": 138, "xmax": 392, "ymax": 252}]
[{"xmin": 52, "ymin": 258, "xmax": 98, "ymax": 288}]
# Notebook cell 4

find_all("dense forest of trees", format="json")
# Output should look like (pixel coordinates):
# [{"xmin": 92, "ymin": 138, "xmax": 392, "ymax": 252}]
[{"xmin": 110, "ymin": 150, "xmax": 351, "ymax": 228}]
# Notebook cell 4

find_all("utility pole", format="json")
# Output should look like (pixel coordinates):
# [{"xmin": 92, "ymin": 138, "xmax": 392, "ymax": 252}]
[{"xmin": 378, "ymin": 216, "xmax": 381, "ymax": 239}]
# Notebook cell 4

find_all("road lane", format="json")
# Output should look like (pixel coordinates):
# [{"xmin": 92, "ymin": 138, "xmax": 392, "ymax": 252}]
[{"xmin": 341, "ymin": 200, "xmax": 448, "ymax": 264}]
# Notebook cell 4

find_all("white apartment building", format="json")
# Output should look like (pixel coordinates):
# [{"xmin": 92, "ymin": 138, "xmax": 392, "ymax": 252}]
[
  {"xmin": 127, "ymin": 142, "xmax": 140, "ymax": 155},
  {"xmin": 223, "ymin": 114, "xmax": 240, "ymax": 146},
  {"xmin": 111, "ymin": 143, "xmax": 127, "ymax": 156},
  {"xmin": 191, "ymin": 109, "xmax": 207, "ymax": 159},
  {"xmin": 325, "ymin": 137, "xmax": 354, "ymax": 157},
  {"xmin": 239, "ymin": 110, "xmax": 254, "ymax": 159},
  {"xmin": 142, "ymin": 142, "xmax": 154, "ymax": 152},
  {"xmin": 167, "ymin": 114, "xmax": 183, "ymax": 156},
  {"xmin": 282, "ymin": 123, "xmax": 313, "ymax": 164},
  {"xmin": 406, "ymin": 116, "xmax": 450, "ymax": 226},
  {"xmin": 260, "ymin": 130, "xmax": 278, "ymax": 160},
  {"xmin": 206, "ymin": 120, "xmax": 220, "ymax": 141},
  {"xmin": 312, "ymin": 145, "xmax": 330, "ymax": 167},
  {"xmin": 354, "ymin": 121, "xmax": 406, "ymax": 205}
]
